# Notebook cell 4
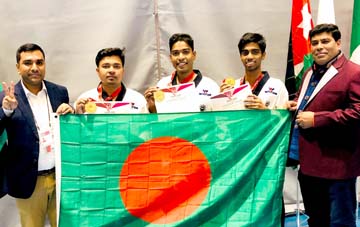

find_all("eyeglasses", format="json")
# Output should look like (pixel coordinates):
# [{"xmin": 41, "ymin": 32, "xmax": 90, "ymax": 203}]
[
  {"xmin": 240, "ymin": 49, "xmax": 261, "ymax": 56},
  {"xmin": 170, "ymin": 48, "xmax": 192, "ymax": 57}
]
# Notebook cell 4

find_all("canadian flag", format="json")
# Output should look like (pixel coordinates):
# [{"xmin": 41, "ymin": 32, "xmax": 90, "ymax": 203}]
[{"xmin": 285, "ymin": 0, "xmax": 314, "ymax": 99}]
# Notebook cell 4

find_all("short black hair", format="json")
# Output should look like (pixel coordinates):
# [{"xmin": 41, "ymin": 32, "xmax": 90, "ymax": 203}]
[
  {"xmin": 16, "ymin": 43, "xmax": 45, "ymax": 63},
  {"xmin": 95, "ymin": 47, "xmax": 125, "ymax": 67},
  {"xmin": 309, "ymin": 23, "xmax": 341, "ymax": 41},
  {"xmin": 238, "ymin": 33, "xmax": 266, "ymax": 54},
  {"xmin": 169, "ymin": 33, "xmax": 194, "ymax": 51}
]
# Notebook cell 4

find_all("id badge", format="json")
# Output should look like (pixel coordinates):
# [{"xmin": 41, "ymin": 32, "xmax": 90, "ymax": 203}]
[{"xmin": 40, "ymin": 129, "xmax": 55, "ymax": 153}]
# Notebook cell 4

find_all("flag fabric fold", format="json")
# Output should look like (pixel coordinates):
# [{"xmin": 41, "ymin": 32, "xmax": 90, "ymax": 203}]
[
  {"xmin": 285, "ymin": 0, "xmax": 314, "ymax": 99},
  {"xmin": 316, "ymin": 0, "xmax": 335, "ymax": 25},
  {"xmin": 350, "ymin": 0, "xmax": 360, "ymax": 64},
  {"xmin": 58, "ymin": 110, "xmax": 291, "ymax": 227}
]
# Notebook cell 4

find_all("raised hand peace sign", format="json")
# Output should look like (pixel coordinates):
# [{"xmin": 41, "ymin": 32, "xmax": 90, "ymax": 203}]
[{"xmin": 2, "ymin": 81, "xmax": 18, "ymax": 111}]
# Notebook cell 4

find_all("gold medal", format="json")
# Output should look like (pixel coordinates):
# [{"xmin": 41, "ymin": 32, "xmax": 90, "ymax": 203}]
[
  {"xmin": 85, "ymin": 102, "xmax": 97, "ymax": 113},
  {"xmin": 224, "ymin": 77, "xmax": 235, "ymax": 86},
  {"xmin": 154, "ymin": 90, "xmax": 165, "ymax": 102}
]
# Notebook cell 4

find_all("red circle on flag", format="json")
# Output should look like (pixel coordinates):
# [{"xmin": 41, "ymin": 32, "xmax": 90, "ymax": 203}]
[{"xmin": 119, "ymin": 136, "xmax": 211, "ymax": 224}]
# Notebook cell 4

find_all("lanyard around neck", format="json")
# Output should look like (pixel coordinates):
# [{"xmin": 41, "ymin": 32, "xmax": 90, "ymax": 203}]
[
  {"xmin": 171, "ymin": 71, "xmax": 195, "ymax": 85},
  {"xmin": 97, "ymin": 83, "xmax": 122, "ymax": 101},
  {"xmin": 241, "ymin": 73, "xmax": 264, "ymax": 92}
]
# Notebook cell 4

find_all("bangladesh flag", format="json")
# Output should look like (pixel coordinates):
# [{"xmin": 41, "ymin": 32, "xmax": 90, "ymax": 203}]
[
  {"xmin": 285, "ymin": 0, "xmax": 314, "ymax": 99},
  {"xmin": 57, "ymin": 110, "xmax": 291, "ymax": 227},
  {"xmin": 350, "ymin": 0, "xmax": 360, "ymax": 64}
]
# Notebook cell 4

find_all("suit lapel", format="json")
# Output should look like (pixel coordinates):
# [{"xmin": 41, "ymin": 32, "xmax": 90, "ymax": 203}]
[
  {"xmin": 45, "ymin": 80, "xmax": 68, "ymax": 113},
  {"xmin": 308, "ymin": 66, "xmax": 338, "ymax": 103},
  {"xmin": 44, "ymin": 81, "xmax": 56, "ymax": 112},
  {"xmin": 296, "ymin": 70, "xmax": 312, "ymax": 109},
  {"xmin": 297, "ymin": 55, "xmax": 345, "ymax": 110},
  {"xmin": 14, "ymin": 82, "xmax": 39, "ymax": 138}
]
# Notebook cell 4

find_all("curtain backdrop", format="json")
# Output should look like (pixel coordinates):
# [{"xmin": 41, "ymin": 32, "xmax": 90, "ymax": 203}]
[
  {"xmin": 0, "ymin": 0, "xmax": 354, "ymax": 102},
  {"xmin": 0, "ymin": 1, "xmax": 356, "ymax": 226}
]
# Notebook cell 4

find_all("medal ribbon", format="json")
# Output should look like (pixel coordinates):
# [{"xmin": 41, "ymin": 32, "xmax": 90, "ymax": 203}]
[
  {"xmin": 170, "ymin": 71, "xmax": 195, "ymax": 84},
  {"xmin": 97, "ymin": 83, "xmax": 122, "ymax": 101},
  {"xmin": 240, "ymin": 73, "xmax": 264, "ymax": 92}
]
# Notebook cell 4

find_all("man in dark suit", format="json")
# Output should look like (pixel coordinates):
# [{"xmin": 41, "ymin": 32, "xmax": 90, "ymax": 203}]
[
  {"xmin": 288, "ymin": 24, "xmax": 360, "ymax": 227},
  {"xmin": 0, "ymin": 43, "xmax": 74, "ymax": 227}
]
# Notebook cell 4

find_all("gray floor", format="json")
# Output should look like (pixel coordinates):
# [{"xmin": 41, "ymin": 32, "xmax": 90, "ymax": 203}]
[
  {"xmin": 0, "ymin": 195, "xmax": 50, "ymax": 227},
  {"xmin": 0, "ymin": 195, "xmax": 21, "ymax": 227}
]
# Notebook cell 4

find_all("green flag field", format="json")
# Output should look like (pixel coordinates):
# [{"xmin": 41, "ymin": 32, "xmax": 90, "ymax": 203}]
[
  {"xmin": 350, "ymin": 0, "xmax": 360, "ymax": 64},
  {"xmin": 57, "ymin": 110, "xmax": 291, "ymax": 227}
]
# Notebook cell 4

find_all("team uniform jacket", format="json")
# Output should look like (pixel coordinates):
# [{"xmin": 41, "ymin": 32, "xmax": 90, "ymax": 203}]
[
  {"xmin": 76, "ymin": 84, "xmax": 147, "ymax": 113},
  {"xmin": 234, "ymin": 71, "xmax": 289, "ymax": 109},
  {"xmin": 157, "ymin": 70, "xmax": 219, "ymax": 112}
]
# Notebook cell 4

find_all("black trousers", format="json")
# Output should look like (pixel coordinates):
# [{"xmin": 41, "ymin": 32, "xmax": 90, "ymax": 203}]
[{"xmin": 298, "ymin": 171, "xmax": 357, "ymax": 227}]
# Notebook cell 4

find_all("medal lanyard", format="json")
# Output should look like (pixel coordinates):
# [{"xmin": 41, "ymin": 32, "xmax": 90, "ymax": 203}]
[
  {"xmin": 97, "ymin": 83, "xmax": 122, "ymax": 101},
  {"xmin": 240, "ymin": 73, "xmax": 264, "ymax": 92},
  {"xmin": 27, "ymin": 90, "xmax": 51, "ymax": 130},
  {"xmin": 170, "ymin": 71, "xmax": 195, "ymax": 85}
]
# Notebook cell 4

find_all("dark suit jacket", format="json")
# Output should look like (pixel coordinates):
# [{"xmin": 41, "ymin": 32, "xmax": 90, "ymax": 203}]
[
  {"xmin": 296, "ymin": 54, "xmax": 360, "ymax": 179},
  {"xmin": 0, "ymin": 143, "xmax": 7, "ymax": 198},
  {"xmin": 0, "ymin": 80, "xmax": 70, "ymax": 198}
]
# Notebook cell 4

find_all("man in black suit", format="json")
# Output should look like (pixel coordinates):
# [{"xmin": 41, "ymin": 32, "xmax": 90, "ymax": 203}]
[{"xmin": 0, "ymin": 43, "xmax": 74, "ymax": 227}]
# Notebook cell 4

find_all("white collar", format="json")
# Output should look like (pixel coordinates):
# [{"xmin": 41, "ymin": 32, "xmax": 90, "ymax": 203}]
[{"xmin": 21, "ymin": 80, "xmax": 47, "ymax": 96}]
